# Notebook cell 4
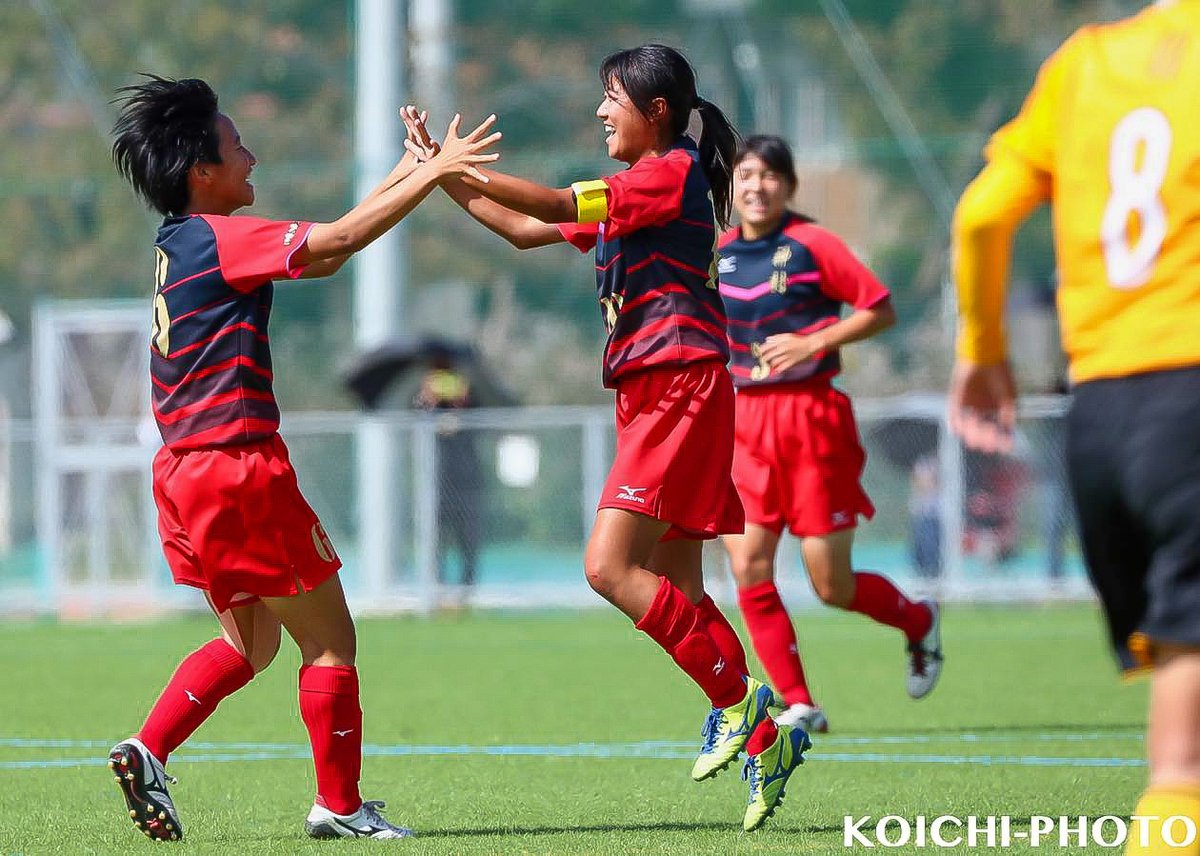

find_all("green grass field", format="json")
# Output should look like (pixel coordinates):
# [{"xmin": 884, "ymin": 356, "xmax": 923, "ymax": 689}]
[{"xmin": 0, "ymin": 604, "xmax": 1146, "ymax": 854}]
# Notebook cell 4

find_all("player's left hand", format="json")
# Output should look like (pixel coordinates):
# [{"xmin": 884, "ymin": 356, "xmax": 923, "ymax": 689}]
[{"xmin": 759, "ymin": 332, "xmax": 826, "ymax": 372}]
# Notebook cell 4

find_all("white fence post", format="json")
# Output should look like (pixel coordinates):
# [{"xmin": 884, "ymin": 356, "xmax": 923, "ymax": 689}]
[{"xmin": 412, "ymin": 417, "xmax": 439, "ymax": 614}]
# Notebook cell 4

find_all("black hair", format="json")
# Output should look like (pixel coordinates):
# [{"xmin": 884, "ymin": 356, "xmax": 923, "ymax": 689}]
[
  {"xmin": 734, "ymin": 134, "xmax": 814, "ymax": 224},
  {"xmin": 599, "ymin": 44, "xmax": 740, "ymax": 228},
  {"xmin": 111, "ymin": 75, "xmax": 222, "ymax": 216},
  {"xmin": 735, "ymin": 135, "xmax": 798, "ymax": 191}
]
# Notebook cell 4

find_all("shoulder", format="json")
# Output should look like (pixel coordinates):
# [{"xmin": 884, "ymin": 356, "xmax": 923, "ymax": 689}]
[
  {"xmin": 781, "ymin": 217, "xmax": 838, "ymax": 250},
  {"xmin": 717, "ymin": 225, "xmax": 741, "ymax": 251}
]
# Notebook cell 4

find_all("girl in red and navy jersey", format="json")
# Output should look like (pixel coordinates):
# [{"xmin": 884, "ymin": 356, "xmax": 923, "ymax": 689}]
[
  {"xmin": 405, "ymin": 45, "xmax": 808, "ymax": 831},
  {"xmin": 108, "ymin": 75, "xmax": 498, "ymax": 842},
  {"xmin": 718, "ymin": 136, "xmax": 943, "ymax": 735}
]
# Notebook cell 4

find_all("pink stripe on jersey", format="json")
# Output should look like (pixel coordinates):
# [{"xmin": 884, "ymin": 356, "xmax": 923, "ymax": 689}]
[{"xmin": 719, "ymin": 271, "xmax": 822, "ymax": 302}]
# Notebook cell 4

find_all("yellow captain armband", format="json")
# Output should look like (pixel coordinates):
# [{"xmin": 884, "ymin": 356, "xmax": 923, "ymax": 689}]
[{"xmin": 571, "ymin": 179, "xmax": 609, "ymax": 224}]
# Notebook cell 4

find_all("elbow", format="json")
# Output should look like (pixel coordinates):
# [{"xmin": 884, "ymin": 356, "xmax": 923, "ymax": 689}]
[
  {"xmin": 510, "ymin": 232, "xmax": 542, "ymax": 251},
  {"xmin": 876, "ymin": 302, "xmax": 898, "ymax": 332}
]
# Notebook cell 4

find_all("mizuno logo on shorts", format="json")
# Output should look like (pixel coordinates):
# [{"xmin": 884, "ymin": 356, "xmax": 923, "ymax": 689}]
[{"xmin": 615, "ymin": 485, "xmax": 648, "ymax": 503}]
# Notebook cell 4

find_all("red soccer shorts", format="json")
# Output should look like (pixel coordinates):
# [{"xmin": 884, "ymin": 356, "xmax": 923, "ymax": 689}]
[
  {"xmin": 600, "ymin": 360, "xmax": 745, "ymax": 540},
  {"xmin": 732, "ymin": 381, "xmax": 875, "ymax": 537},
  {"xmin": 152, "ymin": 434, "xmax": 342, "ymax": 612}
]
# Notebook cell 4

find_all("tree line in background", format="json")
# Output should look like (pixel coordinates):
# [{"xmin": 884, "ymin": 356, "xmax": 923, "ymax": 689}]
[{"xmin": 0, "ymin": 0, "xmax": 1135, "ymax": 409}]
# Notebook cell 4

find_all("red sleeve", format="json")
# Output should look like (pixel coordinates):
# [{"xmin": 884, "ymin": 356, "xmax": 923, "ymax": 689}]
[
  {"xmin": 596, "ymin": 150, "xmax": 690, "ymax": 239},
  {"xmin": 200, "ymin": 214, "xmax": 315, "ymax": 292},
  {"xmin": 791, "ymin": 224, "xmax": 890, "ymax": 309},
  {"xmin": 557, "ymin": 222, "xmax": 599, "ymax": 253}
]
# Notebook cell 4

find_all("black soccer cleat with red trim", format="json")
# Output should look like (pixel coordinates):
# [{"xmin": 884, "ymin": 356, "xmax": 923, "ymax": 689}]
[{"xmin": 108, "ymin": 738, "xmax": 183, "ymax": 842}]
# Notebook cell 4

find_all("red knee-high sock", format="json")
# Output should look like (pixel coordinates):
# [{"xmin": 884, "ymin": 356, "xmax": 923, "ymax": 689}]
[
  {"xmin": 737, "ymin": 581, "xmax": 814, "ymax": 708},
  {"xmin": 635, "ymin": 577, "xmax": 746, "ymax": 709},
  {"xmin": 137, "ymin": 639, "xmax": 255, "ymax": 764},
  {"xmin": 299, "ymin": 665, "xmax": 363, "ymax": 816},
  {"xmin": 696, "ymin": 594, "xmax": 780, "ymax": 754},
  {"xmin": 849, "ymin": 572, "xmax": 932, "ymax": 644},
  {"xmin": 695, "ymin": 594, "xmax": 748, "ymax": 677}
]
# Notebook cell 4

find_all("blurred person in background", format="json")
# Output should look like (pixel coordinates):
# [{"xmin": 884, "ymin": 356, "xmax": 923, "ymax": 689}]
[
  {"xmin": 108, "ymin": 75, "xmax": 498, "ymax": 842},
  {"xmin": 404, "ymin": 45, "xmax": 808, "ymax": 832},
  {"xmin": 951, "ymin": 3, "xmax": 1200, "ymax": 851},
  {"xmin": 717, "ymin": 135, "xmax": 942, "ymax": 736},
  {"xmin": 413, "ymin": 359, "xmax": 485, "ymax": 601}
]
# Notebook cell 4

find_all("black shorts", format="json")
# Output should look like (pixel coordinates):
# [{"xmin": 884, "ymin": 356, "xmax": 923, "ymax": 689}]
[{"xmin": 1067, "ymin": 366, "xmax": 1200, "ymax": 671}]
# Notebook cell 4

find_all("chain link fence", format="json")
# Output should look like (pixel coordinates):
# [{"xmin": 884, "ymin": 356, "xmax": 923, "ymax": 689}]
[{"xmin": 0, "ymin": 396, "xmax": 1092, "ymax": 617}]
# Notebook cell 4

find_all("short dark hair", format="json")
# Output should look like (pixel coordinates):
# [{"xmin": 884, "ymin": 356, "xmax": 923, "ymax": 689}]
[
  {"xmin": 111, "ymin": 75, "xmax": 222, "ymax": 216},
  {"xmin": 599, "ymin": 44, "xmax": 741, "ymax": 228},
  {"xmin": 735, "ymin": 135, "xmax": 798, "ymax": 193}
]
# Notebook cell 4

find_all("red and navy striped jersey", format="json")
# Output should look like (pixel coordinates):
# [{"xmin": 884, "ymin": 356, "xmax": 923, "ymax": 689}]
[
  {"xmin": 557, "ymin": 138, "xmax": 729, "ymax": 388},
  {"xmin": 718, "ymin": 214, "xmax": 889, "ymax": 387},
  {"xmin": 149, "ymin": 214, "xmax": 312, "ymax": 450}
]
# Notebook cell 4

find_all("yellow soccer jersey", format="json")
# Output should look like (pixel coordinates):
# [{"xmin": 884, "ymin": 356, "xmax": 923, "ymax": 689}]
[{"xmin": 975, "ymin": 1, "xmax": 1200, "ymax": 382}]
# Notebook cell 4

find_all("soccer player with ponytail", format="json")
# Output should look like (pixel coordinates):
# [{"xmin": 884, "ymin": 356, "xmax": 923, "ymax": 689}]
[{"xmin": 405, "ymin": 44, "xmax": 809, "ymax": 831}]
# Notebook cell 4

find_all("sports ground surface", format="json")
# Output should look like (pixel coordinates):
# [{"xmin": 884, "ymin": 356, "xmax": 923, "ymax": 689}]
[{"xmin": 1, "ymin": 604, "xmax": 1143, "ymax": 854}]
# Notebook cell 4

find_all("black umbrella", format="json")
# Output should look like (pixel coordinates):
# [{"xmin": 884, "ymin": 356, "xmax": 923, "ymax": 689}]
[
  {"xmin": 866, "ymin": 416, "xmax": 940, "ymax": 470},
  {"xmin": 341, "ymin": 335, "xmax": 513, "ymax": 410}
]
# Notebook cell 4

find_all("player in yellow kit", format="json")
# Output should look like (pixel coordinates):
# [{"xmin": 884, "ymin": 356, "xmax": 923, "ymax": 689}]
[{"xmin": 951, "ymin": 3, "xmax": 1200, "ymax": 853}]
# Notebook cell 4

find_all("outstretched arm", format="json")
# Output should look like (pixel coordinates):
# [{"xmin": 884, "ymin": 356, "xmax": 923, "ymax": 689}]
[
  {"xmin": 442, "ymin": 178, "xmax": 565, "ymax": 249},
  {"xmin": 293, "ymin": 113, "xmax": 502, "ymax": 267},
  {"xmin": 400, "ymin": 105, "xmax": 565, "ymax": 250}
]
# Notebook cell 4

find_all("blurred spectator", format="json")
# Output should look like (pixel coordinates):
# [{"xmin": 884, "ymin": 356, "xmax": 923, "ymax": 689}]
[
  {"xmin": 908, "ymin": 454, "xmax": 941, "ymax": 578},
  {"xmin": 414, "ymin": 361, "xmax": 485, "ymax": 594}
]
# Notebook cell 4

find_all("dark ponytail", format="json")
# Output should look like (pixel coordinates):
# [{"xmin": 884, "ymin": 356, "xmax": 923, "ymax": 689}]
[
  {"xmin": 599, "ymin": 44, "xmax": 741, "ymax": 228},
  {"xmin": 692, "ymin": 96, "xmax": 739, "ymax": 229}
]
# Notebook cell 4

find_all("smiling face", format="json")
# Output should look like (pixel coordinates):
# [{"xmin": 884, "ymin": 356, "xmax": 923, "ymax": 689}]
[
  {"xmin": 596, "ymin": 77, "xmax": 663, "ymax": 165},
  {"xmin": 187, "ymin": 112, "xmax": 257, "ymax": 215},
  {"xmin": 733, "ymin": 153, "xmax": 793, "ymax": 236}
]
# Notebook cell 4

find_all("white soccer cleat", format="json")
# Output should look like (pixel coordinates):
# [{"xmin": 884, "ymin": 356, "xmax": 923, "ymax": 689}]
[
  {"xmin": 906, "ymin": 599, "xmax": 943, "ymax": 699},
  {"xmin": 304, "ymin": 799, "xmax": 415, "ymax": 839},
  {"xmin": 774, "ymin": 702, "xmax": 829, "ymax": 734}
]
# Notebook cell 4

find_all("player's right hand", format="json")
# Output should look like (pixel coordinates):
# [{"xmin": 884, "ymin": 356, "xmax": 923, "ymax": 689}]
[
  {"xmin": 431, "ymin": 113, "xmax": 501, "ymax": 183},
  {"xmin": 400, "ymin": 105, "xmax": 440, "ymax": 162},
  {"xmin": 948, "ymin": 359, "xmax": 1017, "ymax": 454}
]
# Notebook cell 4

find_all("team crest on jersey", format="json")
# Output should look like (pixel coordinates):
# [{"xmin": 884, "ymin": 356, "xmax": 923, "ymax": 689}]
[
  {"xmin": 770, "ymin": 269, "xmax": 790, "ymax": 294},
  {"xmin": 772, "ymin": 245, "xmax": 792, "ymax": 269},
  {"xmin": 283, "ymin": 222, "xmax": 300, "ymax": 246},
  {"xmin": 599, "ymin": 293, "xmax": 624, "ymax": 332},
  {"xmin": 750, "ymin": 342, "xmax": 772, "ymax": 381},
  {"xmin": 717, "ymin": 255, "xmax": 736, "ymax": 274}
]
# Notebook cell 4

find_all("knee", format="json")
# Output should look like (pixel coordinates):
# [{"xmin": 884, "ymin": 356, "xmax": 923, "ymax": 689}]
[
  {"xmin": 731, "ymin": 553, "xmax": 774, "ymax": 589},
  {"xmin": 299, "ymin": 629, "xmax": 357, "ymax": 668},
  {"xmin": 583, "ymin": 547, "xmax": 632, "ymax": 602}
]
